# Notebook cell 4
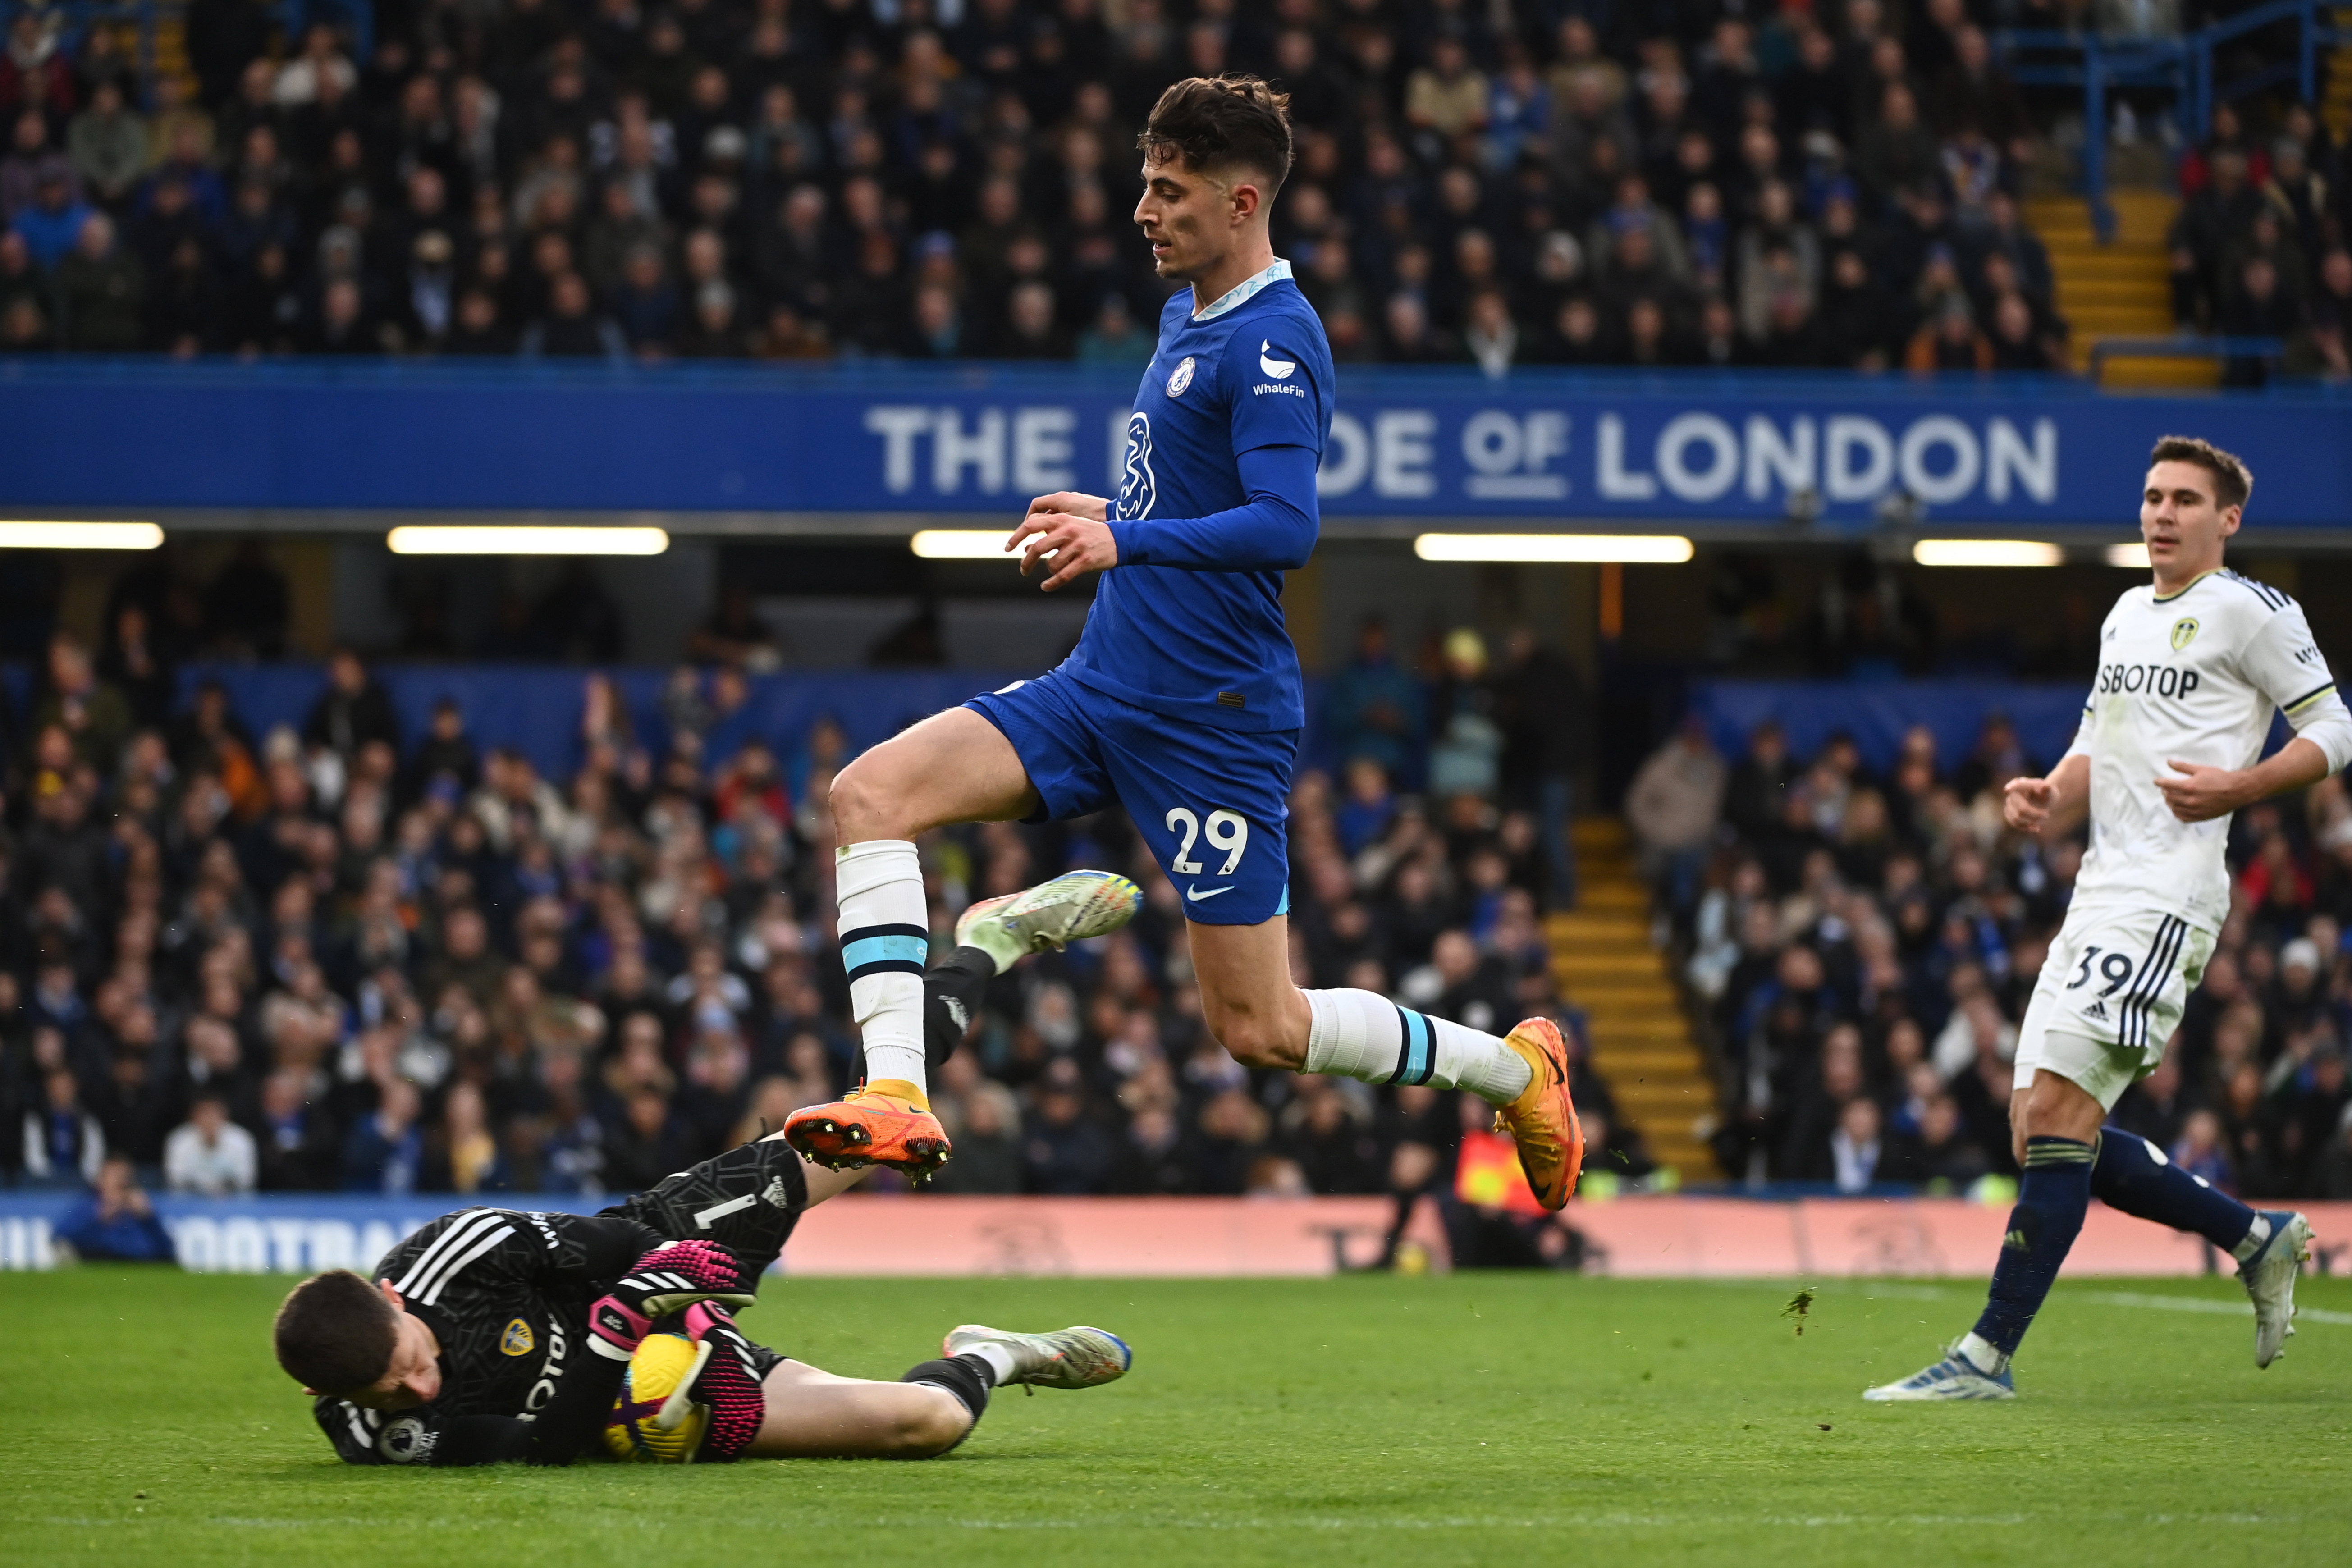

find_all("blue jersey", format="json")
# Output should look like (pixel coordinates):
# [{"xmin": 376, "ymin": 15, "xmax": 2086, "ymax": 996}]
[{"xmin": 1059, "ymin": 261, "xmax": 1334, "ymax": 733}]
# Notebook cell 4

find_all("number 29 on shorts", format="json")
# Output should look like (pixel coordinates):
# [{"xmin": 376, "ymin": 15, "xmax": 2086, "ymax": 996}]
[{"xmin": 1165, "ymin": 807, "xmax": 1249, "ymax": 874}]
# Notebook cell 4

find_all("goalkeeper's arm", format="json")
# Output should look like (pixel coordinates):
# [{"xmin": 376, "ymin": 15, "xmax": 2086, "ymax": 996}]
[{"xmin": 382, "ymin": 1240, "xmax": 754, "ymax": 1467}]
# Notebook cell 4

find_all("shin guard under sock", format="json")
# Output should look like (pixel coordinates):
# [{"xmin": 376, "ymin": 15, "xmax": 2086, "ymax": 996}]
[
  {"xmin": 1303, "ymin": 987, "xmax": 1532, "ymax": 1104},
  {"xmin": 1971, "ymin": 1135, "xmax": 2094, "ymax": 1356},
  {"xmin": 837, "ymin": 840, "xmax": 929, "ymax": 1088},
  {"xmin": 2091, "ymin": 1126, "xmax": 2258, "ymax": 1255}
]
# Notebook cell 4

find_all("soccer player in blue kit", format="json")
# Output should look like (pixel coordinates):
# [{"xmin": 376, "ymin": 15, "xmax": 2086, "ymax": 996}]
[{"xmin": 785, "ymin": 75, "xmax": 1585, "ymax": 1210}]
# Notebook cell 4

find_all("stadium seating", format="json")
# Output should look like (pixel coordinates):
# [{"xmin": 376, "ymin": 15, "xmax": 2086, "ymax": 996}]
[{"xmin": 1, "ymin": 0, "xmax": 2078, "ymax": 371}]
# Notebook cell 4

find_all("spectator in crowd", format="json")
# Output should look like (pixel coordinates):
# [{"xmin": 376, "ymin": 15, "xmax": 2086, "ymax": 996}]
[
  {"xmin": 1326, "ymin": 615, "xmax": 1423, "ymax": 783},
  {"xmin": 54, "ymin": 211, "xmax": 144, "ymax": 350},
  {"xmin": 54, "ymin": 1156, "xmax": 178, "ymax": 1264},
  {"xmin": 1628, "ymin": 718, "xmax": 1727, "ymax": 924},
  {"xmin": 302, "ymin": 647, "xmax": 400, "ymax": 765},
  {"xmin": 164, "ymin": 1091, "xmax": 258, "ymax": 1196},
  {"xmin": 69, "ymin": 79, "xmax": 150, "ymax": 208},
  {"xmin": 23, "ymin": 1063, "xmax": 107, "ymax": 1186}
]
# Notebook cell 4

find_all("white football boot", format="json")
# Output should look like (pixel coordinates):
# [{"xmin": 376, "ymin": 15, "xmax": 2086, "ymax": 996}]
[
  {"xmin": 1863, "ymin": 1344, "xmax": 2016, "ymax": 1402},
  {"xmin": 944, "ymin": 1324, "xmax": 1133, "ymax": 1390},
  {"xmin": 954, "ymin": 870, "xmax": 1141, "ymax": 972},
  {"xmin": 2241, "ymin": 1211, "xmax": 2314, "ymax": 1369}
]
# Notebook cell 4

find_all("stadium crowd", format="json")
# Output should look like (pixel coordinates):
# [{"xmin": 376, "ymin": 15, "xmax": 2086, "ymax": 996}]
[
  {"xmin": 0, "ymin": 0, "xmax": 2072, "ymax": 369},
  {"xmin": 2168, "ymin": 99, "xmax": 2352, "ymax": 383},
  {"xmin": 0, "ymin": 599, "xmax": 1633, "ymax": 1271},
  {"xmin": 1628, "ymin": 707, "xmax": 2352, "ymax": 1199}
]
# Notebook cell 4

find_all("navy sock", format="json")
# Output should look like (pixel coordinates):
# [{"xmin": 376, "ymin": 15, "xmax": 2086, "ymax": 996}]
[
  {"xmin": 922, "ymin": 946, "xmax": 995, "ymax": 1074},
  {"xmin": 1971, "ymin": 1136, "xmax": 2095, "ymax": 1356},
  {"xmin": 2091, "ymin": 1125, "xmax": 2256, "ymax": 1253},
  {"xmin": 901, "ymin": 1353, "xmax": 994, "ymax": 1420}
]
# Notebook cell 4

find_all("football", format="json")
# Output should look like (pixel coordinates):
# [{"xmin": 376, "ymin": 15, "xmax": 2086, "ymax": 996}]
[{"xmin": 601, "ymin": 1331, "xmax": 715, "ymax": 1464}]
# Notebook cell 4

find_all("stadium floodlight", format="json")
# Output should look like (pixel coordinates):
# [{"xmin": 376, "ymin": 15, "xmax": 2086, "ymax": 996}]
[
  {"xmin": 2105, "ymin": 542, "xmax": 2153, "ymax": 569},
  {"xmin": 1412, "ymin": 533, "xmax": 1695, "ymax": 563},
  {"xmin": 1911, "ymin": 539, "xmax": 2064, "ymax": 567},
  {"xmin": 0, "ymin": 521, "xmax": 163, "ymax": 549},
  {"xmin": 385, "ymin": 526, "xmax": 669, "ymax": 555},
  {"xmin": 910, "ymin": 530, "xmax": 1015, "ymax": 559}
]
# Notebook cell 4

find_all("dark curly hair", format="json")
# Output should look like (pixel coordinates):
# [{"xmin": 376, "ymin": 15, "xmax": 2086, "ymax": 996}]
[{"xmin": 1139, "ymin": 74, "xmax": 1295, "ymax": 192}]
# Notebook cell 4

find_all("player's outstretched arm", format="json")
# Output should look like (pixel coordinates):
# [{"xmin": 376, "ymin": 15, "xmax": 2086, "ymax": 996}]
[{"xmin": 2004, "ymin": 753, "xmax": 2090, "ymax": 836}]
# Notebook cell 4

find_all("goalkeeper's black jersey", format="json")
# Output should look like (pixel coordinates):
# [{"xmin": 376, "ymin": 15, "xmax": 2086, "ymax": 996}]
[{"xmin": 313, "ymin": 1207, "xmax": 661, "ymax": 1466}]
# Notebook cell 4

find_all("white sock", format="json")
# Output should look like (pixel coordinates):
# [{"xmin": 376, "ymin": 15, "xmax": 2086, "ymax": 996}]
[
  {"xmin": 836, "ymin": 840, "xmax": 929, "ymax": 1091},
  {"xmin": 961, "ymin": 1340, "xmax": 1019, "ymax": 1385},
  {"xmin": 1956, "ymin": 1331, "xmax": 2010, "ymax": 1376},
  {"xmin": 1303, "ymin": 988, "xmax": 1532, "ymax": 1105}
]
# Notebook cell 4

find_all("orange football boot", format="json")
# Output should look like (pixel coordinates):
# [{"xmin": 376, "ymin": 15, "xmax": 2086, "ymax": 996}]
[
  {"xmin": 1492, "ymin": 1016, "xmax": 1585, "ymax": 1210},
  {"xmin": 782, "ymin": 1079, "xmax": 952, "ymax": 1176}
]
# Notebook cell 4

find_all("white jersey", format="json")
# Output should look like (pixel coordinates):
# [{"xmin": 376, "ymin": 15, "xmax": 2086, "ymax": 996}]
[{"xmin": 2068, "ymin": 567, "xmax": 2352, "ymax": 929}]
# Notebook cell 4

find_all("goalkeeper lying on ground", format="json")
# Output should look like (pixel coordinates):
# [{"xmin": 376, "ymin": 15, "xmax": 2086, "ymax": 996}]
[{"xmin": 271, "ymin": 1132, "xmax": 1130, "ymax": 1466}]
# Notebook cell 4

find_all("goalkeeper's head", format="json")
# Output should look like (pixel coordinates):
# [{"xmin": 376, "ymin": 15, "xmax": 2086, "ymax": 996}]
[{"xmin": 274, "ymin": 1269, "xmax": 445, "ymax": 1409}]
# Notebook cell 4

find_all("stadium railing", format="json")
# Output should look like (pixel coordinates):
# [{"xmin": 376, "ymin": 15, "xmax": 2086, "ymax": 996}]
[{"xmin": 1997, "ymin": 0, "xmax": 2352, "ymax": 241}]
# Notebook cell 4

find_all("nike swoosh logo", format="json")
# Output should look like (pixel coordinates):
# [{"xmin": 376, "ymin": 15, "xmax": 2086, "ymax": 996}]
[{"xmin": 1185, "ymin": 884, "xmax": 1235, "ymax": 901}]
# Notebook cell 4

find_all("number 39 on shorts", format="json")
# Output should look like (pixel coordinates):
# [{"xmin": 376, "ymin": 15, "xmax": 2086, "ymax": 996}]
[{"xmin": 1164, "ymin": 807, "xmax": 1249, "ymax": 874}]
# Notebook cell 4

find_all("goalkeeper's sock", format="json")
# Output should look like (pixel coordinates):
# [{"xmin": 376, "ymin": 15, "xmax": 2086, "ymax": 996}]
[
  {"xmin": 2090, "ymin": 1125, "xmax": 2259, "ymax": 1254},
  {"xmin": 1303, "ymin": 987, "xmax": 1532, "ymax": 1105},
  {"xmin": 1970, "ymin": 1135, "xmax": 2094, "ymax": 1356},
  {"xmin": 838, "ymin": 840, "xmax": 929, "ymax": 1090},
  {"xmin": 924, "ymin": 946, "xmax": 996, "ymax": 1075},
  {"xmin": 901, "ymin": 1353, "xmax": 995, "ymax": 1446}
]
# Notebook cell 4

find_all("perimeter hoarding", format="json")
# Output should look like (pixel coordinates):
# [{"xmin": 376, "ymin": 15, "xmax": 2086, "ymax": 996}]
[{"xmin": 5, "ymin": 362, "xmax": 2349, "ymax": 530}]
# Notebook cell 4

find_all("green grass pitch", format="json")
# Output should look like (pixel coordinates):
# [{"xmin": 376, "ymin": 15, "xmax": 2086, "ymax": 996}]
[{"xmin": 4, "ymin": 1268, "xmax": 2347, "ymax": 1567}]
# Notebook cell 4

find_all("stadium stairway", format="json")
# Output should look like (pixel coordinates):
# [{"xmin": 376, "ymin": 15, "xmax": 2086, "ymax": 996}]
[
  {"xmin": 2026, "ymin": 189, "xmax": 2214, "ymax": 389},
  {"xmin": 1546, "ymin": 818, "xmax": 1718, "ymax": 1182},
  {"xmin": 2327, "ymin": 8, "xmax": 2352, "ymax": 143}
]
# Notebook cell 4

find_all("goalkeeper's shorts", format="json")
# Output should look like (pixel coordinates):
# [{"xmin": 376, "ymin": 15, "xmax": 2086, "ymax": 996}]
[{"xmin": 599, "ymin": 1137, "xmax": 805, "ymax": 1379}]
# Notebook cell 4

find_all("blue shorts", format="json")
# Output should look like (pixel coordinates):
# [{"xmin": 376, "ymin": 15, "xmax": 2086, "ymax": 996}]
[{"xmin": 965, "ymin": 669, "xmax": 1296, "ymax": 927}]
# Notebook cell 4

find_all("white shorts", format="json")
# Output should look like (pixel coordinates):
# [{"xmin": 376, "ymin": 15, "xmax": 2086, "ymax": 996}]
[{"xmin": 2014, "ymin": 905, "xmax": 2216, "ymax": 1111}]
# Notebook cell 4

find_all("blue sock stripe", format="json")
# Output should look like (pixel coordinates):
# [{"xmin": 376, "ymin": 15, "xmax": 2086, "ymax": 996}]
[
  {"xmin": 1386, "ymin": 1006, "xmax": 1434, "ymax": 1087},
  {"xmin": 842, "ymin": 925, "xmax": 932, "ymax": 981}
]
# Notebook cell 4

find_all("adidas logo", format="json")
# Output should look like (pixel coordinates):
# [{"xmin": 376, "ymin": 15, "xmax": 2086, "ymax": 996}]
[
  {"xmin": 2003, "ymin": 1229, "xmax": 2030, "ymax": 1251},
  {"xmin": 2084, "ymin": 1000, "xmax": 2109, "ymax": 1020}
]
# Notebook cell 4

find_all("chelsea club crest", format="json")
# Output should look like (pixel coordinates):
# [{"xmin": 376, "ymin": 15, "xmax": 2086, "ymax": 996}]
[{"xmin": 1165, "ymin": 356, "xmax": 1196, "ymax": 397}]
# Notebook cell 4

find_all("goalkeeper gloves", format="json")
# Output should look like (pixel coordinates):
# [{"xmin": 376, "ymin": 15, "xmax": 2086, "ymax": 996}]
[
  {"xmin": 676, "ymin": 1301, "xmax": 768, "ymax": 1462},
  {"xmin": 586, "ymin": 1240, "xmax": 756, "ymax": 1361}
]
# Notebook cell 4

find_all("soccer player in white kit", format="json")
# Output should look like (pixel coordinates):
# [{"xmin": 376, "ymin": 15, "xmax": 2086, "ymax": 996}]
[{"xmin": 1869, "ymin": 436, "xmax": 2352, "ymax": 1401}]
